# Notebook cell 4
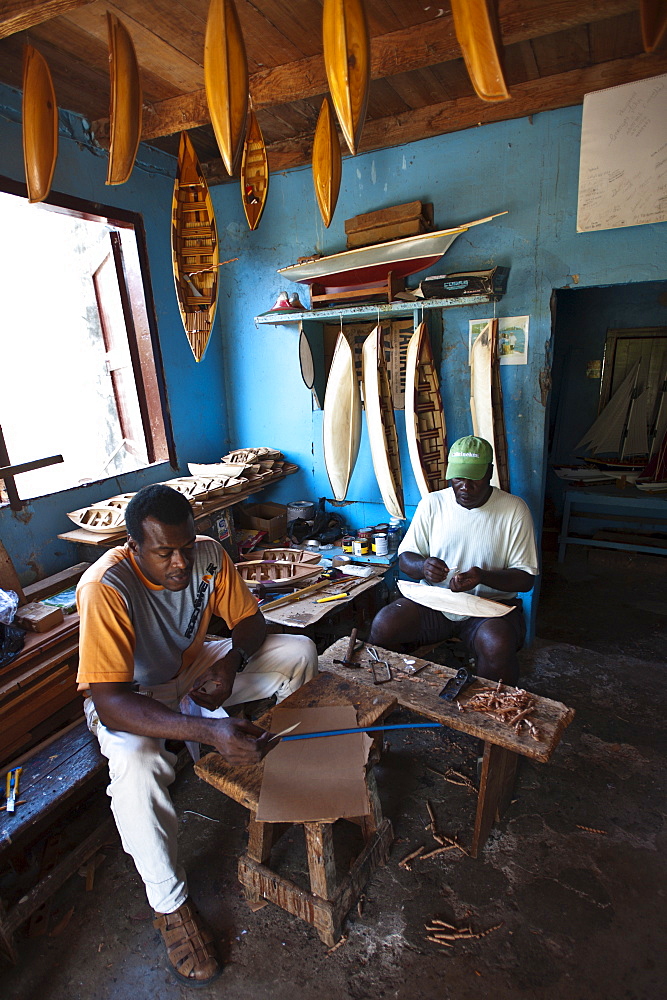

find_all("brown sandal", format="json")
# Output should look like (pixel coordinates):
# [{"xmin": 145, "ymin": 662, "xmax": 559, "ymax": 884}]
[{"xmin": 153, "ymin": 898, "xmax": 222, "ymax": 987}]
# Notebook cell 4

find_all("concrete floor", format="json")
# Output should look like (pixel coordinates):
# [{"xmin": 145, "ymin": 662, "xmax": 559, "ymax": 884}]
[{"xmin": 3, "ymin": 548, "xmax": 666, "ymax": 1000}]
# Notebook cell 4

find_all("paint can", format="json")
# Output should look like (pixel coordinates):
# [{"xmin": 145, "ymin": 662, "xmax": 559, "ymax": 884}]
[
  {"xmin": 287, "ymin": 500, "xmax": 315, "ymax": 522},
  {"xmin": 352, "ymin": 538, "xmax": 369, "ymax": 556},
  {"xmin": 342, "ymin": 536, "xmax": 355, "ymax": 553},
  {"xmin": 372, "ymin": 533, "xmax": 388, "ymax": 556}
]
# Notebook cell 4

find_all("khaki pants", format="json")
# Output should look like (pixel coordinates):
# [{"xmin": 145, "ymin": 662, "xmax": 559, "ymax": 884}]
[{"xmin": 85, "ymin": 634, "xmax": 317, "ymax": 914}]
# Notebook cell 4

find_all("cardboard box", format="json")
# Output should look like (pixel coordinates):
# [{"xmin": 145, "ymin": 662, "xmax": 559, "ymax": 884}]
[
  {"xmin": 14, "ymin": 601, "xmax": 64, "ymax": 633},
  {"xmin": 239, "ymin": 502, "xmax": 287, "ymax": 542}
]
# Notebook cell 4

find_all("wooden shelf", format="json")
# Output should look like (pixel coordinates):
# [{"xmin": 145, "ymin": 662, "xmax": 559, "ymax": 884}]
[{"xmin": 255, "ymin": 293, "xmax": 499, "ymax": 325}]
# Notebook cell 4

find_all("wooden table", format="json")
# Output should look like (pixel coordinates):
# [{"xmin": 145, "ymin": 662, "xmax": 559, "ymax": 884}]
[
  {"xmin": 558, "ymin": 485, "xmax": 667, "ymax": 561},
  {"xmin": 195, "ymin": 673, "xmax": 397, "ymax": 946},
  {"xmin": 319, "ymin": 638, "xmax": 575, "ymax": 857}
]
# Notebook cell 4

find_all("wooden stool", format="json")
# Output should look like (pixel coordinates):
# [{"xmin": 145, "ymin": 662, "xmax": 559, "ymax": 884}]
[{"xmin": 194, "ymin": 673, "xmax": 397, "ymax": 946}]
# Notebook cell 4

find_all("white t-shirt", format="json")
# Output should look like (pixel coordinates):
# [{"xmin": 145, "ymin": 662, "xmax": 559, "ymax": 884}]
[{"xmin": 398, "ymin": 487, "xmax": 539, "ymax": 619}]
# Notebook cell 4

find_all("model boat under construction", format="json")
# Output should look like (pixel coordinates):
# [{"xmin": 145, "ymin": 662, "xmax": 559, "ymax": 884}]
[
  {"xmin": 323, "ymin": 332, "xmax": 362, "ymax": 501},
  {"xmin": 234, "ymin": 560, "xmax": 321, "ymax": 589},
  {"xmin": 172, "ymin": 132, "xmax": 219, "ymax": 362},
  {"xmin": 405, "ymin": 322, "xmax": 448, "ymax": 497},
  {"xmin": 278, "ymin": 213, "xmax": 505, "ymax": 289},
  {"xmin": 363, "ymin": 324, "xmax": 405, "ymax": 520}
]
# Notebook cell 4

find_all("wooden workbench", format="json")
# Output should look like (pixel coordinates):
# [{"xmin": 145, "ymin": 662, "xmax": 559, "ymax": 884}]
[{"xmin": 319, "ymin": 638, "xmax": 575, "ymax": 856}]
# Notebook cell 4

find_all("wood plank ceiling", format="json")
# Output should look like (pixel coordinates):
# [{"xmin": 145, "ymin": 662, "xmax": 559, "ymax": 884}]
[{"xmin": 0, "ymin": 1, "xmax": 665, "ymax": 185}]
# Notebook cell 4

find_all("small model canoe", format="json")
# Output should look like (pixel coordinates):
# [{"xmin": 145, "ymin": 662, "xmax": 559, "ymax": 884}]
[
  {"xmin": 22, "ymin": 45, "xmax": 58, "ymax": 204},
  {"xmin": 323, "ymin": 332, "xmax": 362, "ymax": 501},
  {"xmin": 312, "ymin": 96, "xmax": 342, "ymax": 228},
  {"xmin": 240, "ymin": 548, "xmax": 321, "ymax": 564},
  {"xmin": 322, "ymin": 0, "xmax": 370, "ymax": 156},
  {"xmin": 362, "ymin": 325, "xmax": 405, "ymax": 520},
  {"xmin": 67, "ymin": 505, "xmax": 127, "ymax": 533},
  {"xmin": 106, "ymin": 12, "xmax": 142, "ymax": 185},
  {"xmin": 241, "ymin": 108, "xmax": 268, "ymax": 230},
  {"xmin": 398, "ymin": 580, "xmax": 513, "ymax": 618},
  {"xmin": 450, "ymin": 0, "xmax": 509, "ymax": 103},
  {"xmin": 405, "ymin": 322, "xmax": 448, "ymax": 497},
  {"xmin": 189, "ymin": 460, "xmax": 259, "ymax": 478},
  {"xmin": 161, "ymin": 477, "xmax": 208, "ymax": 500},
  {"xmin": 222, "ymin": 447, "xmax": 282, "ymax": 462},
  {"xmin": 470, "ymin": 318, "xmax": 509, "ymax": 491},
  {"xmin": 234, "ymin": 560, "xmax": 321, "ymax": 589},
  {"xmin": 172, "ymin": 131, "xmax": 219, "ymax": 362},
  {"xmin": 205, "ymin": 0, "xmax": 249, "ymax": 176}
]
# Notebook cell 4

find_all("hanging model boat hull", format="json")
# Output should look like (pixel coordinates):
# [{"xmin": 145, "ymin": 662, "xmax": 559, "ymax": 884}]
[
  {"xmin": 312, "ymin": 96, "xmax": 342, "ymax": 228},
  {"xmin": 278, "ymin": 213, "xmax": 506, "ymax": 288},
  {"xmin": 22, "ymin": 45, "xmax": 58, "ymax": 203},
  {"xmin": 106, "ymin": 12, "xmax": 142, "ymax": 185},
  {"xmin": 450, "ymin": 0, "xmax": 509, "ymax": 102},
  {"xmin": 205, "ymin": 0, "xmax": 249, "ymax": 176},
  {"xmin": 405, "ymin": 322, "xmax": 448, "ymax": 497},
  {"xmin": 241, "ymin": 108, "xmax": 268, "ymax": 230},
  {"xmin": 640, "ymin": 0, "xmax": 667, "ymax": 52},
  {"xmin": 322, "ymin": 0, "xmax": 370, "ymax": 156},
  {"xmin": 172, "ymin": 131, "xmax": 219, "ymax": 362},
  {"xmin": 363, "ymin": 324, "xmax": 405, "ymax": 519},
  {"xmin": 470, "ymin": 318, "xmax": 509, "ymax": 491},
  {"xmin": 323, "ymin": 332, "xmax": 362, "ymax": 501}
]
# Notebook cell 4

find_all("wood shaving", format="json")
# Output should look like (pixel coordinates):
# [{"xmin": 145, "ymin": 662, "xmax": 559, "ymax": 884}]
[
  {"xmin": 460, "ymin": 687, "xmax": 543, "ymax": 740},
  {"xmin": 576, "ymin": 825, "xmax": 607, "ymax": 834},
  {"xmin": 425, "ymin": 920, "xmax": 503, "ymax": 943},
  {"xmin": 326, "ymin": 933, "xmax": 348, "ymax": 954},
  {"xmin": 398, "ymin": 845, "xmax": 425, "ymax": 869}
]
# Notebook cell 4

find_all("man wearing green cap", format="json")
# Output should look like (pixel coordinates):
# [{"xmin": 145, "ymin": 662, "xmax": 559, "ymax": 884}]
[{"xmin": 368, "ymin": 435, "xmax": 538, "ymax": 683}]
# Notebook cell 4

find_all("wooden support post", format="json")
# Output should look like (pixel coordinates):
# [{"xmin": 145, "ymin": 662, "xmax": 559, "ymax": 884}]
[
  {"xmin": 471, "ymin": 741, "xmax": 519, "ymax": 858},
  {"xmin": 246, "ymin": 815, "xmax": 275, "ymax": 864},
  {"xmin": 304, "ymin": 822, "xmax": 337, "ymax": 900}
]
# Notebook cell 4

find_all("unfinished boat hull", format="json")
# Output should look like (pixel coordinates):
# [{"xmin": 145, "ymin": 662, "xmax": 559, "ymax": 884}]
[
  {"xmin": 106, "ymin": 13, "xmax": 142, "ymax": 185},
  {"xmin": 234, "ymin": 560, "xmax": 321, "ymax": 589},
  {"xmin": 470, "ymin": 318, "xmax": 509, "ymax": 491},
  {"xmin": 450, "ymin": 0, "xmax": 509, "ymax": 102},
  {"xmin": 278, "ymin": 214, "xmax": 505, "ymax": 288},
  {"xmin": 312, "ymin": 96, "xmax": 342, "ymax": 228},
  {"xmin": 405, "ymin": 322, "xmax": 447, "ymax": 497},
  {"xmin": 205, "ymin": 0, "xmax": 249, "ymax": 176},
  {"xmin": 322, "ymin": 0, "xmax": 370, "ymax": 156},
  {"xmin": 22, "ymin": 45, "xmax": 58, "ymax": 203},
  {"xmin": 363, "ymin": 325, "xmax": 405, "ymax": 520},
  {"xmin": 241, "ymin": 108, "xmax": 268, "ymax": 230},
  {"xmin": 323, "ymin": 332, "xmax": 361, "ymax": 501},
  {"xmin": 172, "ymin": 131, "xmax": 219, "ymax": 362}
]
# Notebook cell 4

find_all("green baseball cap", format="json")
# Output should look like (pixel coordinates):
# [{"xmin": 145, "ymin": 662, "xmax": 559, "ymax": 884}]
[{"xmin": 446, "ymin": 435, "xmax": 493, "ymax": 480}]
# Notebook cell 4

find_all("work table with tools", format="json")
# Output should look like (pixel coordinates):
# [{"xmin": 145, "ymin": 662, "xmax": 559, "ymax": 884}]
[{"xmin": 319, "ymin": 637, "xmax": 575, "ymax": 856}]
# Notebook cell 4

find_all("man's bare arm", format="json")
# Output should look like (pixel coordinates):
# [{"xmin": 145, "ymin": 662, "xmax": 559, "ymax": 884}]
[
  {"xmin": 399, "ymin": 551, "xmax": 450, "ymax": 583},
  {"xmin": 449, "ymin": 567, "xmax": 535, "ymax": 593},
  {"xmin": 89, "ymin": 681, "xmax": 270, "ymax": 764},
  {"xmin": 189, "ymin": 609, "xmax": 267, "ymax": 710}
]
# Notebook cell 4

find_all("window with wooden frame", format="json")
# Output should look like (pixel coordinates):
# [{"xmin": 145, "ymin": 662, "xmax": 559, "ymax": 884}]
[{"xmin": 0, "ymin": 180, "xmax": 175, "ymax": 505}]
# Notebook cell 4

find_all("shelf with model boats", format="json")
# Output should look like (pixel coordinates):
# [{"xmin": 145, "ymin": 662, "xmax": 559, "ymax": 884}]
[{"xmin": 255, "ymin": 291, "xmax": 502, "ymax": 326}]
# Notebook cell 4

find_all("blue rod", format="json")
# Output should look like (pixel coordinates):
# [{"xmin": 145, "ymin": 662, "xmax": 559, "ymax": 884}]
[{"xmin": 282, "ymin": 722, "xmax": 443, "ymax": 741}]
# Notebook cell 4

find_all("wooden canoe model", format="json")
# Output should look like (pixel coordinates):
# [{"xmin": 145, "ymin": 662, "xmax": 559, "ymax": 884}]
[
  {"xmin": 240, "ymin": 548, "xmax": 321, "ymax": 564},
  {"xmin": 234, "ymin": 560, "xmax": 321, "ymax": 589},
  {"xmin": 640, "ymin": 0, "xmax": 667, "ymax": 52},
  {"xmin": 222, "ymin": 447, "xmax": 282, "ymax": 462},
  {"xmin": 67, "ymin": 505, "xmax": 127, "ymax": 533},
  {"xmin": 322, "ymin": 0, "xmax": 370, "ymax": 156},
  {"xmin": 450, "ymin": 0, "xmax": 509, "ymax": 103},
  {"xmin": 323, "ymin": 332, "xmax": 362, "ymax": 501},
  {"xmin": 205, "ymin": 0, "xmax": 249, "ymax": 176},
  {"xmin": 172, "ymin": 131, "xmax": 219, "ymax": 362},
  {"xmin": 106, "ymin": 12, "xmax": 142, "ymax": 185},
  {"xmin": 22, "ymin": 45, "xmax": 58, "ymax": 204},
  {"xmin": 241, "ymin": 107, "xmax": 268, "ymax": 230},
  {"xmin": 405, "ymin": 322, "xmax": 448, "ymax": 497},
  {"xmin": 362, "ymin": 325, "xmax": 405, "ymax": 520},
  {"xmin": 189, "ymin": 460, "xmax": 260, "ymax": 478},
  {"xmin": 470, "ymin": 318, "xmax": 509, "ymax": 491},
  {"xmin": 312, "ymin": 96, "xmax": 342, "ymax": 228}
]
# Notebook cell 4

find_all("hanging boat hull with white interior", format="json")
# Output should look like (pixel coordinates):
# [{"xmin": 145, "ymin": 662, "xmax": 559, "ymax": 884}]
[
  {"xmin": 363, "ymin": 324, "xmax": 405, "ymax": 520},
  {"xmin": 323, "ymin": 332, "xmax": 361, "ymax": 501}
]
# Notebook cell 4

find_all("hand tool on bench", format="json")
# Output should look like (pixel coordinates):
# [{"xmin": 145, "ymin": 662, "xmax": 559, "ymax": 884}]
[
  {"xmin": 5, "ymin": 767, "xmax": 22, "ymax": 813},
  {"xmin": 439, "ymin": 666, "xmax": 475, "ymax": 701},
  {"xmin": 333, "ymin": 628, "xmax": 362, "ymax": 668},
  {"xmin": 367, "ymin": 645, "xmax": 392, "ymax": 684}
]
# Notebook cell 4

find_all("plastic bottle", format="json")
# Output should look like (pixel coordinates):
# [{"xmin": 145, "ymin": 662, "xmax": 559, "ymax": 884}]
[{"xmin": 387, "ymin": 516, "xmax": 404, "ymax": 552}]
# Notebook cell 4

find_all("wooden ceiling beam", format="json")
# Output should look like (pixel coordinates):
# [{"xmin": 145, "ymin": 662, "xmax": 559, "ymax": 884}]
[
  {"xmin": 203, "ymin": 50, "xmax": 667, "ymax": 180},
  {"xmin": 0, "ymin": 0, "xmax": 95, "ymax": 39},
  {"xmin": 91, "ymin": 0, "xmax": 637, "ymax": 143}
]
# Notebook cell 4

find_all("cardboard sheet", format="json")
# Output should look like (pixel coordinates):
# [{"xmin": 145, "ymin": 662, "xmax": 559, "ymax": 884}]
[
  {"xmin": 398, "ymin": 579, "xmax": 514, "ymax": 617},
  {"xmin": 256, "ymin": 706, "xmax": 372, "ymax": 823}
]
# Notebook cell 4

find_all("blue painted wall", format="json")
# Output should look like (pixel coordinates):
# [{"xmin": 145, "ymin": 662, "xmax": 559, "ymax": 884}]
[
  {"xmin": 0, "ymin": 82, "xmax": 230, "ymax": 582},
  {"xmin": 1, "ymin": 82, "xmax": 666, "ymax": 641}
]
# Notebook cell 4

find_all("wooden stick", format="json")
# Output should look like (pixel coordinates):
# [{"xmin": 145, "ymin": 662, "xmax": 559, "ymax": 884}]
[
  {"xmin": 398, "ymin": 845, "xmax": 425, "ymax": 868},
  {"xmin": 421, "ymin": 844, "xmax": 457, "ymax": 859}
]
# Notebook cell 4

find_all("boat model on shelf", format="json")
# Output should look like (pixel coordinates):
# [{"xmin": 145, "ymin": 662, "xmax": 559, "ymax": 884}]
[
  {"xmin": 277, "ymin": 213, "xmax": 506, "ymax": 290},
  {"xmin": 234, "ymin": 560, "xmax": 321, "ymax": 589},
  {"xmin": 404, "ymin": 322, "xmax": 448, "ymax": 497},
  {"xmin": 363, "ymin": 324, "xmax": 405, "ymax": 520},
  {"xmin": 575, "ymin": 360, "xmax": 665, "ymax": 473},
  {"xmin": 239, "ymin": 548, "xmax": 321, "ymax": 564}
]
